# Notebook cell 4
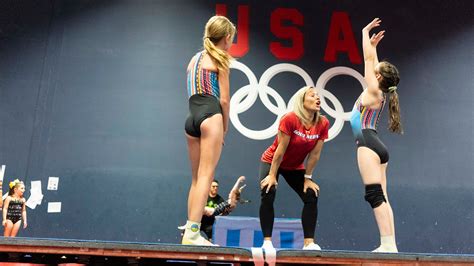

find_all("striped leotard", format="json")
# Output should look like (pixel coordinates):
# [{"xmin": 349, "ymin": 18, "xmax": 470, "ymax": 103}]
[
  {"xmin": 350, "ymin": 94, "xmax": 389, "ymax": 163},
  {"xmin": 187, "ymin": 51, "xmax": 220, "ymax": 99},
  {"xmin": 184, "ymin": 51, "xmax": 222, "ymax": 137}
]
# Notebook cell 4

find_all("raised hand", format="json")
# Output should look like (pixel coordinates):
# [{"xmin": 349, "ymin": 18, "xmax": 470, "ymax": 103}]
[
  {"xmin": 363, "ymin": 18, "xmax": 381, "ymax": 32},
  {"xmin": 362, "ymin": 18, "xmax": 384, "ymax": 60},
  {"xmin": 228, "ymin": 176, "xmax": 246, "ymax": 207},
  {"xmin": 370, "ymin": 30, "xmax": 385, "ymax": 47}
]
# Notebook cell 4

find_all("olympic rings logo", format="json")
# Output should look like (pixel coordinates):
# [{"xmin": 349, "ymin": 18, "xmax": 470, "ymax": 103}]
[{"xmin": 229, "ymin": 61, "xmax": 366, "ymax": 141}]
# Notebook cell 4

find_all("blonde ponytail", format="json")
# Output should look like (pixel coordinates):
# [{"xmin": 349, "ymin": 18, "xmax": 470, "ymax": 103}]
[
  {"xmin": 203, "ymin": 37, "xmax": 232, "ymax": 71},
  {"xmin": 203, "ymin": 16, "xmax": 236, "ymax": 72}
]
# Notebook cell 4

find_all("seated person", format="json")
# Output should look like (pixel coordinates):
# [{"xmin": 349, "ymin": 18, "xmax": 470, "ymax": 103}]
[{"xmin": 179, "ymin": 176, "xmax": 246, "ymax": 242}]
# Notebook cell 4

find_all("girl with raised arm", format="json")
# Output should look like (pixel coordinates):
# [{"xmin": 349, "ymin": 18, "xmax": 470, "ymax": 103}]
[{"xmin": 350, "ymin": 18, "xmax": 403, "ymax": 253}]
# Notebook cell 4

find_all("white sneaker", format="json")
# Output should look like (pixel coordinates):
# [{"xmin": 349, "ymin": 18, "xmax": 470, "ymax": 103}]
[
  {"xmin": 372, "ymin": 245, "xmax": 398, "ymax": 253},
  {"xmin": 182, "ymin": 234, "xmax": 218, "ymax": 246},
  {"xmin": 303, "ymin": 242, "xmax": 321, "ymax": 250}
]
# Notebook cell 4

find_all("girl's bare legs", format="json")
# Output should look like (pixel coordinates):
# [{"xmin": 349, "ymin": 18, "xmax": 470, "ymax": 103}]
[
  {"xmin": 186, "ymin": 134, "xmax": 200, "ymax": 219},
  {"xmin": 3, "ymin": 220, "xmax": 13, "ymax": 237},
  {"xmin": 357, "ymin": 147, "xmax": 397, "ymax": 252},
  {"xmin": 183, "ymin": 114, "xmax": 224, "ymax": 245},
  {"xmin": 10, "ymin": 221, "xmax": 21, "ymax": 237},
  {"xmin": 381, "ymin": 163, "xmax": 397, "ymax": 250}
]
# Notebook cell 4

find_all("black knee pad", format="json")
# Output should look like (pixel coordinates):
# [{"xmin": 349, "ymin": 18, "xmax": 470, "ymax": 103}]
[{"xmin": 364, "ymin": 184, "xmax": 386, "ymax": 208}]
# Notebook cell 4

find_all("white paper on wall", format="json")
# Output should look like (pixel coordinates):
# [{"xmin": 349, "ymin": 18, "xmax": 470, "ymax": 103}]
[
  {"xmin": 28, "ymin": 180, "xmax": 44, "ymax": 207},
  {"xmin": 0, "ymin": 165, "xmax": 5, "ymax": 183},
  {"xmin": 47, "ymin": 177, "xmax": 59, "ymax": 190},
  {"xmin": 47, "ymin": 202, "xmax": 61, "ymax": 213}
]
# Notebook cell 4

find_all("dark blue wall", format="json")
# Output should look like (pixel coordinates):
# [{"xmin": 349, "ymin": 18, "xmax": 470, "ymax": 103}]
[{"xmin": 0, "ymin": 0, "xmax": 472, "ymax": 253}]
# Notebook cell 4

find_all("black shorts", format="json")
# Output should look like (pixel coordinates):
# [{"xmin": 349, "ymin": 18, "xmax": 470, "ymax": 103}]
[
  {"xmin": 185, "ymin": 94, "xmax": 222, "ymax": 137},
  {"xmin": 356, "ymin": 129, "xmax": 389, "ymax": 164}
]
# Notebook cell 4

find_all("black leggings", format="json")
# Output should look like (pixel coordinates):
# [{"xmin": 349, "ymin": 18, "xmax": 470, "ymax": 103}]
[{"xmin": 258, "ymin": 162, "xmax": 318, "ymax": 239}]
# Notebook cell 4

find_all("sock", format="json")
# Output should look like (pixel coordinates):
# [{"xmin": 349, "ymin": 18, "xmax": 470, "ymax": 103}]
[
  {"xmin": 380, "ymin": 235, "xmax": 396, "ymax": 247},
  {"xmin": 262, "ymin": 240, "xmax": 274, "ymax": 249},
  {"xmin": 373, "ymin": 235, "xmax": 397, "ymax": 252},
  {"xmin": 183, "ymin": 220, "xmax": 201, "ymax": 240}
]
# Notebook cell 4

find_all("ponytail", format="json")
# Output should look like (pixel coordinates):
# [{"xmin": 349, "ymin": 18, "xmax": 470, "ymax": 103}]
[
  {"xmin": 203, "ymin": 37, "xmax": 233, "ymax": 72},
  {"xmin": 202, "ymin": 16, "xmax": 236, "ymax": 72},
  {"xmin": 378, "ymin": 61, "xmax": 403, "ymax": 134},
  {"xmin": 388, "ymin": 90, "xmax": 403, "ymax": 134}
]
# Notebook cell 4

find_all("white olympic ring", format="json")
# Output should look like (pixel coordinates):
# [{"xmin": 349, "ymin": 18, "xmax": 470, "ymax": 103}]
[{"xmin": 229, "ymin": 62, "xmax": 366, "ymax": 141}]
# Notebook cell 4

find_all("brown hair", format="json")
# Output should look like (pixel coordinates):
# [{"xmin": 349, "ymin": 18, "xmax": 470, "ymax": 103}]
[
  {"xmin": 203, "ymin": 16, "xmax": 236, "ymax": 72},
  {"xmin": 378, "ymin": 61, "xmax": 403, "ymax": 134}
]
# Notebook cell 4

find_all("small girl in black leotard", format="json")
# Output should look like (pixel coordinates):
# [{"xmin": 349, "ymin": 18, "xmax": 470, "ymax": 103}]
[{"xmin": 2, "ymin": 179, "xmax": 27, "ymax": 237}]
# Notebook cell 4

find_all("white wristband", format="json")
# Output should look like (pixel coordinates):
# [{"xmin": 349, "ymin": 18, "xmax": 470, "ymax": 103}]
[{"xmin": 304, "ymin": 174, "xmax": 312, "ymax": 179}]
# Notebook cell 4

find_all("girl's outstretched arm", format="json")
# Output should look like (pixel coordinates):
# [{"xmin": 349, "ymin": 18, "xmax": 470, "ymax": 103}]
[{"xmin": 362, "ymin": 18, "xmax": 384, "ymax": 96}]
